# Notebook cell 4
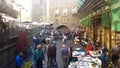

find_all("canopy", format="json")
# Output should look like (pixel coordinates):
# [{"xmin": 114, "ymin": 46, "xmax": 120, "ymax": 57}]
[
  {"xmin": 108, "ymin": 0, "xmax": 119, "ymax": 5},
  {"xmin": 78, "ymin": 0, "xmax": 108, "ymax": 18},
  {"xmin": 79, "ymin": 16, "xmax": 91, "ymax": 26},
  {"xmin": 111, "ymin": 7, "xmax": 120, "ymax": 31},
  {"xmin": 102, "ymin": 10, "xmax": 109, "ymax": 27},
  {"xmin": 39, "ymin": 22, "xmax": 50, "ymax": 26}
]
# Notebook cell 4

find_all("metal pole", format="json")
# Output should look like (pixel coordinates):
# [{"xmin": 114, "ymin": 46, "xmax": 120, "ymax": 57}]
[
  {"xmin": 19, "ymin": 5, "xmax": 22, "ymax": 29},
  {"xmin": 115, "ymin": 23, "xmax": 116, "ymax": 45},
  {"xmin": 20, "ymin": 8, "xmax": 21, "ymax": 23},
  {"xmin": 108, "ymin": 10, "xmax": 112, "ymax": 50}
]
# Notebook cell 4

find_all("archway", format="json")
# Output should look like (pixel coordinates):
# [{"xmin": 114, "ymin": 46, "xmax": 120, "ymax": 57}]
[{"xmin": 56, "ymin": 25, "xmax": 69, "ymax": 31}]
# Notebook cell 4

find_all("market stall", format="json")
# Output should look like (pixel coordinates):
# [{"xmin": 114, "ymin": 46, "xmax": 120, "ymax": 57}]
[
  {"xmin": 69, "ymin": 48, "xmax": 101, "ymax": 68},
  {"xmin": 89, "ymin": 50, "xmax": 102, "ymax": 58}
]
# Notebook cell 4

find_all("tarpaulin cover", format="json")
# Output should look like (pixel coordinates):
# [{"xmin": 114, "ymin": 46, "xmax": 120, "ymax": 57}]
[
  {"xmin": 79, "ymin": 16, "xmax": 91, "ymax": 26},
  {"xmin": 102, "ymin": 10, "xmax": 109, "ymax": 27},
  {"xmin": 111, "ymin": 7, "xmax": 120, "ymax": 31}
]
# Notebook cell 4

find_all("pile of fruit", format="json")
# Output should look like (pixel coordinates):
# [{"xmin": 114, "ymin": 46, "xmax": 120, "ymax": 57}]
[{"xmin": 24, "ymin": 62, "xmax": 33, "ymax": 68}]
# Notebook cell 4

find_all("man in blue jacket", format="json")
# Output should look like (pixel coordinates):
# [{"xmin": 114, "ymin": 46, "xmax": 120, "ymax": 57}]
[{"xmin": 15, "ymin": 52, "xmax": 24, "ymax": 68}]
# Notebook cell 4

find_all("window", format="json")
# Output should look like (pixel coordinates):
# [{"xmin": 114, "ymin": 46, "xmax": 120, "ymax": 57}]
[
  {"xmin": 63, "ymin": 18, "xmax": 67, "ymax": 22},
  {"xmin": 62, "ymin": 8, "xmax": 67, "ymax": 16},
  {"xmin": 72, "ymin": 17, "xmax": 76, "ymax": 21},
  {"xmin": 55, "ymin": 9, "xmax": 59, "ymax": 15},
  {"xmin": 71, "ymin": 6, "xmax": 77, "ymax": 14}
]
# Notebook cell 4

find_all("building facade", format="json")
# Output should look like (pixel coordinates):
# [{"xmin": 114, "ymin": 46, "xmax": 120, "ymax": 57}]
[
  {"xmin": 49, "ymin": 0, "xmax": 78, "ymax": 30},
  {"xmin": 31, "ymin": 0, "xmax": 46, "ymax": 22}
]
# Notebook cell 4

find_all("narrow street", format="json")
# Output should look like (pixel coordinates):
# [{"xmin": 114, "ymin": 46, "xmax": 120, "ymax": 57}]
[
  {"xmin": 56, "ymin": 40, "xmax": 84, "ymax": 68},
  {"xmin": 0, "ymin": 0, "xmax": 120, "ymax": 68},
  {"xmin": 25, "ymin": 39, "xmax": 83, "ymax": 68}
]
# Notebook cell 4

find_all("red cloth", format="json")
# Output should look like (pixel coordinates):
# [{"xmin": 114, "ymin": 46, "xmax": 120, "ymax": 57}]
[
  {"xmin": 87, "ymin": 44, "xmax": 92, "ymax": 51},
  {"xmin": 17, "ymin": 30, "xmax": 28, "ymax": 51}
]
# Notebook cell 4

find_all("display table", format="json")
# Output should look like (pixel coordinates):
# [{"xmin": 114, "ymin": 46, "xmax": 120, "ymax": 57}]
[
  {"xmin": 89, "ymin": 50, "xmax": 102, "ymax": 57},
  {"xmin": 69, "ymin": 48, "xmax": 101, "ymax": 68},
  {"xmin": 72, "ymin": 50, "xmax": 85, "ymax": 57}
]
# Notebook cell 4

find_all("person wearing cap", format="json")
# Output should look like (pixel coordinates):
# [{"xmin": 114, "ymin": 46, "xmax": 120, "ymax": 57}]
[{"xmin": 34, "ymin": 44, "xmax": 44, "ymax": 68}]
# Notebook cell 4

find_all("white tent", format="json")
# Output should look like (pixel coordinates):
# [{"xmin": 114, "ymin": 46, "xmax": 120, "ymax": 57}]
[{"xmin": 39, "ymin": 22, "xmax": 50, "ymax": 26}]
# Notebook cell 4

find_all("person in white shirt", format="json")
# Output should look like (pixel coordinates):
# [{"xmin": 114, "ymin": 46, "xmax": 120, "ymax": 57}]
[{"xmin": 62, "ymin": 34, "xmax": 67, "ymax": 43}]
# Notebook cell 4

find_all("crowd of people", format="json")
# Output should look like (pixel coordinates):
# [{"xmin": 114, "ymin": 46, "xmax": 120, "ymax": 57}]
[{"xmin": 14, "ymin": 29, "xmax": 120, "ymax": 68}]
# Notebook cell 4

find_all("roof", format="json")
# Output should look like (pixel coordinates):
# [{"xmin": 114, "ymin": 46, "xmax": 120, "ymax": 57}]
[
  {"xmin": 0, "ymin": 1, "xmax": 19, "ymax": 18},
  {"xmin": 78, "ymin": 0, "xmax": 109, "ymax": 18}
]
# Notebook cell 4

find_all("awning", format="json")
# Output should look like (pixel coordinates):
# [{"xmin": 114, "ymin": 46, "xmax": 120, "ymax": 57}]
[
  {"xmin": 79, "ymin": 16, "xmax": 91, "ymax": 26},
  {"xmin": 111, "ymin": 7, "xmax": 120, "ymax": 31},
  {"xmin": 108, "ymin": 0, "xmax": 119, "ymax": 5},
  {"xmin": 78, "ymin": 0, "xmax": 108, "ymax": 18},
  {"xmin": 102, "ymin": 10, "xmax": 109, "ymax": 27},
  {"xmin": 0, "ymin": 1, "xmax": 19, "ymax": 18}
]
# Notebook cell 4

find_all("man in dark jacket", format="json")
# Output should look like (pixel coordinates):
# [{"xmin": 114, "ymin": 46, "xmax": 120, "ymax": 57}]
[
  {"xmin": 46, "ymin": 43, "xmax": 51, "ymax": 66},
  {"xmin": 61, "ymin": 44, "xmax": 69, "ymax": 68},
  {"xmin": 50, "ymin": 43, "xmax": 57, "ymax": 65},
  {"xmin": 111, "ymin": 44, "xmax": 120, "ymax": 66},
  {"xmin": 68, "ymin": 43, "xmax": 73, "ymax": 63}
]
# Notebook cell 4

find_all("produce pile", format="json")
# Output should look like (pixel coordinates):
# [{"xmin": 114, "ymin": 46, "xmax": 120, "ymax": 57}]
[
  {"xmin": 91, "ymin": 62, "xmax": 97, "ymax": 67},
  {"xmin": 24, "ymin": 62, "xmax": 33, "ymax": 68}
]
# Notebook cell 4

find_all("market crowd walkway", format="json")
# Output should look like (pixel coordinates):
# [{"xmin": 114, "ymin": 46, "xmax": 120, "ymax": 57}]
[{"xmin": 25, "ymin": 39, "xmax": 82, "ymax": 68}]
